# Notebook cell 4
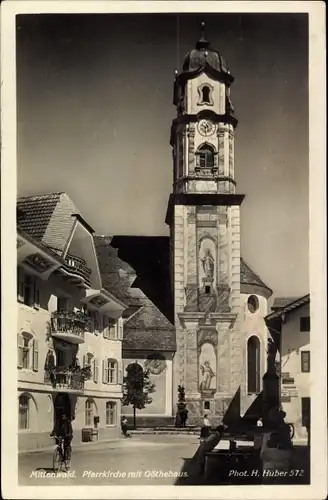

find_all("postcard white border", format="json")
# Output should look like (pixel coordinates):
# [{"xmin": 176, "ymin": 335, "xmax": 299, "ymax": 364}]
[{"xmin": 1, "ymin": 1, "xmax": 326, "ymax": 499}]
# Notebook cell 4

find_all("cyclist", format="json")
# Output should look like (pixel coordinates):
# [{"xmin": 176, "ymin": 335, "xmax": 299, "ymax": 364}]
[{"xmin": 50, "ymin": 413, "xmax": 73, "ymax": 466}]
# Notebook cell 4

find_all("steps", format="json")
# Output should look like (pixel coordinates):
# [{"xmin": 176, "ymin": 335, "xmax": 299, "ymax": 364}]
[{"xmin": 129, "ymin": 426, "xmax": 201, "ymax": 436}]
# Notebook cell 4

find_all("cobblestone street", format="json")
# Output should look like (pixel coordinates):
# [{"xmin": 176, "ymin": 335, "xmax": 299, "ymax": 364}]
[{"xmin": 19, "ymin": 435, "xmax": 200, "ymax": 486}]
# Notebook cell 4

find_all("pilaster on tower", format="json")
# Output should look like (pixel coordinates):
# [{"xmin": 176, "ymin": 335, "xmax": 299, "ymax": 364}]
[{"xmin": 166, "ymin": 23, "xmax": 246, "ymax": 424}]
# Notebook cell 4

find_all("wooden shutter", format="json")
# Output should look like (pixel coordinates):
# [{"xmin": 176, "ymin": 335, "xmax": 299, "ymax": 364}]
[
  {"xmin": 102, "ymin": 360, "xmax": 108, "ymax": 384},
  {"xmin": 17, "ymin": 334, "xmax": 23, "ymax": 368},
  {"xmin": 118, "ymin": 361, "xmax": 123, "ymax": 385},
  {"xmin": 94, "ymin": 358, "xmax": 99, "ymax": 383},
  {"xmin": 119, "ymin": 319, "xmax": 124, "ymax": 340},
  {"xmin": 33, "ymin": 278, "xmax": 40, "ymax": 309},
  {"xmin": 102, "ymin": 316, "xmax": 107, "ymax": 339},
  {"xmin": 32, "ymin": 339, "xmax": 39, "ymax": 371}
]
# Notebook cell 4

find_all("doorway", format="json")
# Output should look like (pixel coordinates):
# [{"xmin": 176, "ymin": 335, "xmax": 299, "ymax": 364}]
[{"xmin": 54, "ymin": 393, "xmax": 71, "ymax": 426}]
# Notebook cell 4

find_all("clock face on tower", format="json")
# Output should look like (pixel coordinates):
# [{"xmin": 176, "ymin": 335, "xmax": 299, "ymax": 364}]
[{"xmin": 197, "ymin": 119, "xmax": 216, "ymax": 137}]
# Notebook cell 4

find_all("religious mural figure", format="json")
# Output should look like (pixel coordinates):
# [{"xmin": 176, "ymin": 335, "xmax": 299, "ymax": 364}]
[
  {"xmin": 199, "ymin": 360, "xmax": 215, "ymax": 390},
  {"xmin": 201, "ymin": 249, "xmax": 215, "ymax": 278}
]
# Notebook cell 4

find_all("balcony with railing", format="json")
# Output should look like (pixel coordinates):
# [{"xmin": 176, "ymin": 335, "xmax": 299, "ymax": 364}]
[
  {"xmin": 44, "ymin": 365, "xmax": 89, "ymax": 392},
  {"xmin": 63, "ymin": 253, "xmax": 92, "ymax": 287},
  {"xmin": 50, "ymin": 310, "xmax": 91, "ymax": 344}
]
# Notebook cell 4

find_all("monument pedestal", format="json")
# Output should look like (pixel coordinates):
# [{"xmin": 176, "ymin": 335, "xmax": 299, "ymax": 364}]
[{"xmin": 262, "ymin": 369, "xmax": 280, "ymax": 426}]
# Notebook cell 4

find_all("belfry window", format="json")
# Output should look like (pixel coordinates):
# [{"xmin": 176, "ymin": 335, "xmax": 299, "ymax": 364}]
[
  {"xmin": 247, "ymin": 336, "xmax": 261, "ymax": 394},
  {"xmin": 198, "ymin": 144, "xmax": 215, "ymax": 169},
  {"xmin": 197, "ymin": 83, "xmax": 214, "ymax": 106},
  {"xmin": 202, "ymin": 86, "xmax": 211, "ymax": 104}
]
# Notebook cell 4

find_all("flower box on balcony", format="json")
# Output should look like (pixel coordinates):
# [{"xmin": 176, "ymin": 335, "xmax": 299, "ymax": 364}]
[
  {"xmin": 45, "ymin": 366, "xmax": 85, "ymax": 392},
  {"xmin": 50, "ymin": 310, "xmax": 91, "ymax": 344}
]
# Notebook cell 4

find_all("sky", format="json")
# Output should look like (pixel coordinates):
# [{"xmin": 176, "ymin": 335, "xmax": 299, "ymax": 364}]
[{"xmin": 16, "ymin": 13, "xmax": 309, "ymax": 298}]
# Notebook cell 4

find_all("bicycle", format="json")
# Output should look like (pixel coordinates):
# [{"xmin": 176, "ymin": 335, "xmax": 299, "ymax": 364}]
[{"xmin": 52, "ymin": 435, "xmax": 72, "ymax": 472}]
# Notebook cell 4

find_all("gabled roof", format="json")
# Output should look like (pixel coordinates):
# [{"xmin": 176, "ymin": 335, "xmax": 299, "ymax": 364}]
[
  {"xmin": 17, "ymin": 192, "xmax": 81, "ymax": 256},
  {"xmin": 17, "ymin": 192, "xmax": 63, "ymax": 242},
  {"xmin": 265, "ymin": 294, "xmax": 310, "ymax": 322}
]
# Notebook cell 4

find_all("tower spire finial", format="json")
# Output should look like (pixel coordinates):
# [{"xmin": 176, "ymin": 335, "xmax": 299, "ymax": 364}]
[{"xmin": 196, "ymin": 21, "xmax": 210, "ymax": 50}]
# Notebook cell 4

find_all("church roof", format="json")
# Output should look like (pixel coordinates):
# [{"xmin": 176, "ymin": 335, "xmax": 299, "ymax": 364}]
[
  {"xmin": 240, "ymin": 258, "xmax": 273, "ymax": 298},
  {"xmin": 94, "ymin": 236, "xmax": 176, "ymax": 353}
]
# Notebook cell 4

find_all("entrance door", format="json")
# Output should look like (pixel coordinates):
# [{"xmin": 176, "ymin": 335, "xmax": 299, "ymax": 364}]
[{"xmin": 54, "ymin": 393, "xmax": 71, "ymax": 425}]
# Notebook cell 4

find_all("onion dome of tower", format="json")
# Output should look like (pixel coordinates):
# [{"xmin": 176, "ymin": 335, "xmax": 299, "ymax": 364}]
[{"xmin": 182, "ymin": 22, "xmax": 230, "ymax": 75}]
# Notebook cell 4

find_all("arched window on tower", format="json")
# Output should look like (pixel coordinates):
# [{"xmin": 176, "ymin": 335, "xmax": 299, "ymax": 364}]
[
  {"xmin": 247, "ymin": 336, "xmax": 261, "ymax": 394},
  {"xmin": 197, "ymin": 83, "xmax": 214, "ymax": 106},
  {"xmin": 198, "ymin": 144, "xmax": 215, "ymax": 169},
  {"xmin": 201, "ymin": 86, "xmax": 211, "ymax": 104}
]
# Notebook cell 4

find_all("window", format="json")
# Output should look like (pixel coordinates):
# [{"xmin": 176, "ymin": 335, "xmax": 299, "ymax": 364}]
[
  {"xmin": 19, "ymin": 394, "xmax": 30, "ymax": 430},
  {"xmin": 17, "ymin": 271, "xmax": 33, "ymax": 306},
  {"xmin": 247, "ymin": 295, "xmax": 259, "ymax": 314},
  {"xmin": 34, "ymin": 288, "xmax": 40, "ymax": 309},
  {"xmin": 106, "ymin": 402, "xmax": 117, "ymax": 426},
  {"xmin": 83, "ymin": 353, "xmax": 99, "ymax": 383},
  {"xmin": 205, "ymin": 286, "xmax": 211, "ymax": 295},
  {"xmin": 301, "ymin": 351, "xmax": 310, "ymax": 372},
  {"xmin": 103, "ymin": 359, "xmax": 118, "ymax": 384},
  {"xmin": 198, "ymin": 144, "xmax": 214, "ymax": 169},
  {"xmin": 17, "ymin": 333, "xmax": 38, "ymax": 370},
  {"xmin": 109, "ymin": 321, "xmax": 117, "ymax": 340},
  {"xmin": 89, "ymin": 311, "xmax": 100, "ymax": 334},
  {"xmin": 57, "ymin": 297, "xmax": 68, "ymax": 312},
  {"xmin": 201, "ymin": 86, "xmax": 211, "ymax": 104},
  {"xmin": 197, "ymin": 84, "xmax": 213, "ymax": 106},
  {"xmin": 204, "ymin": 401, "xmax": 210, "ymax": 411},
  {"xmin": 300, "ymin": 316, "xmax": 310, "ymax": 332},
  {"xmin": 85, "ymin": 398, "xmax": 95, "ymax": 426},
  {"xmin": 103, "ymin": 318, "xmax": 117, "ymax": 339},
  {"xmin": 108, "ymin": 360, "xmax": 117, "ymax": 383},
  {"xmin": 247, "ymin": 336, "xmax": 261, "ymax": 394}
]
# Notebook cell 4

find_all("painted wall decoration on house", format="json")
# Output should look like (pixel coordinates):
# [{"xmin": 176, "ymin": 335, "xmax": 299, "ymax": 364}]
[
  {"xmin": 198, "ymin": 342, "xmax": 217, "ymax": 393},
  {"xmin": 144, "ymin": 353, "xmax": 167, "ymax": 375}
]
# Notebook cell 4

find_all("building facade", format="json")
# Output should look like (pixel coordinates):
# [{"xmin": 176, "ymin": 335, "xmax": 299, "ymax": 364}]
[
  {"xmin": 17, "ymin": 193, "xmax": 126, "ymax": 452},
  {"xmin": 165, "ymin": 25, "xmax": 272, "ymax": 424},
  {"xmin": 266, "ymin": 295, "xmax": 311, "ymax": 445}
]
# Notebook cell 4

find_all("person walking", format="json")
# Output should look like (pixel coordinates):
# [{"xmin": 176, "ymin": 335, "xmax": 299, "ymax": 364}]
[
  {"xmin": 121, "ymin": 415, "xmax": 131, "ymax": 438},
  {"xmin": 199, "ymin": 414, "xmax": 211, "ymax": 443},
  {"xmin": 193, "ymin": 424, "xmax": 226, "ymax": 476}
]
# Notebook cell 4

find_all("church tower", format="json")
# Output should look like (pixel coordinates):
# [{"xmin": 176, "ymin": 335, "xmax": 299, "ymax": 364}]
[{"xmin": 166, "ymin": 23, "xmax": 245, "ymax": 423}]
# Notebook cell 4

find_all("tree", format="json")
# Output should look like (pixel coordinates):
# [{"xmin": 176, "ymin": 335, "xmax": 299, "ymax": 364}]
[{"xmin": 122, "ymin": 362, "xmax": 156, "ymax": 429}]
